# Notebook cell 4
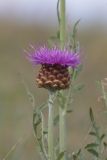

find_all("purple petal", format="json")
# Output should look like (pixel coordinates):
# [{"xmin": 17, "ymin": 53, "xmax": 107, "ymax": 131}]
[{"xmin": 27, "ymin": 46, "xmax": 80, "ymax": 68}]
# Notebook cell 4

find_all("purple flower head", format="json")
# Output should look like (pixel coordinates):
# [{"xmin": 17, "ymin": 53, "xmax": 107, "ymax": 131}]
[{"xmin": 27, "ymin": 46, "xmax": 80, "ymax": 68}]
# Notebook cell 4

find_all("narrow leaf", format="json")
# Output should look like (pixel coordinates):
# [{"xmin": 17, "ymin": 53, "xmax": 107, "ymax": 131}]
[
  {"xmin": 103, "ymin": 142, "xmax": 107, "ymax": 148},
  {"xmin": 66, "ymin": 109, "xmax": 73, "ymax": 113},
  {"xmin": 87, "ymin": 149, "xmax": 99, "ymax": 157},
  {"xmin": 43, "ymin": 130, "xmax": 48, "ymax": 135},
  {"xmin": 100, "ymin": 134, "xmax": 106, "ymax": 140},
  {"xmin": 72, "ymin": 19, "xmax": 81, "ymax": 37},
  {"xmin": 89, "ymin": 108, "xmax": 95, "ymax": 123},
  {"xmin": 85, "ymin": 143, "xmax": 99, "ymax": 149},
  {"xmin": 89, "ymin": 131, "xmax": 96, "ymax": 136},
  {"xmin": 33, "ymin": 113, "xmax": 41, "ymax": 130}
]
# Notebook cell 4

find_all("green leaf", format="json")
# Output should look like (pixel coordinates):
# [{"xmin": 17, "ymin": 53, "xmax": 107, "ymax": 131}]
[
  {"xmin": 100, "ymin": 134, "xmax": 106, "ymax": 140},
  {"xmin": 56, "ymin": 152, "xmax": 65, "ymax": 160},
  {"xmin": 71, "ymin": 149, "xmax": 82, "ymax": 160},
  {"xmin": 72, "ymin": 19, "xmax": 81, "ymax": 38},
  {"xmin": 85, "ymin": 143, "xmax": 99, "ymax": 149},
  {"xmin": 87, "ymin": 149, "xmax": 99, "ymax": 157},
  {"xmin": 38, "ymin": 102, "xmax": 47, "ymax": 111},
  {"xmin": 66, "ymin": 109, "xmax": 73, "ymax": 113},
  {"xmin": 89, "ymin": 131, "xmax": 96, "ymax": 136},
  {"xmin": 76, "ymin": 149, "xmax": 81, "ymax": 156},
  {"xmin": 103, "ymin": 142, "xmax": 107, "ymax": 148},
  {"xmin": 89, "ymin": 108, "xmax": 95, "ymax": 123},
  {"xmin": 33, "ymin": 112, "xmax": 41, "ymax": 131},
  {"xmin": 43, "ymin": 130, "xmax": 48, "ymax": 135},
  {"xmin": 33, "ymin": 103, "xmax": 47, "ymax": 131}
]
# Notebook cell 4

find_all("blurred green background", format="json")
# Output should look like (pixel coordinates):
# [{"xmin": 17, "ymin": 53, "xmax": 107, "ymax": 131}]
[{"xmin": 0, "ymin": 1, "xmax": 107, "ymax": 159}]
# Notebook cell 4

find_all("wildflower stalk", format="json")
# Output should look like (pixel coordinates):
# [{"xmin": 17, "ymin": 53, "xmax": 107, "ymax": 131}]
[
  {"xmin": 59, "ymin": 0, "xmax": 66, "ymax": 159},
  {"xmin": 59, "ymin": 0, "xmax": 66, "ymax": 49},
  {"xmin": 48, "ymin": 90, "xmax": 55, "ymax": 160}
]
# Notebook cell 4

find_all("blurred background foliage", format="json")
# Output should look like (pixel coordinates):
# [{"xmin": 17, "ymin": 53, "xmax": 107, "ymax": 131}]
[{"xmin": 0, "ymin": 0, "xmax": 107, "ymax": 159}]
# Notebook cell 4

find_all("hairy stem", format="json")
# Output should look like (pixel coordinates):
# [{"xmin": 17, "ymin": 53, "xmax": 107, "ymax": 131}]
[{"xmin": 48, "ymin": 91, "xmax": 55, "ymax": 160}]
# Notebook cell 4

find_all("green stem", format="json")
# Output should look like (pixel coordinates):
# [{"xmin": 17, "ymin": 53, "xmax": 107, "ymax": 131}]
[
  {"xmin": 59, "ymin": 0, "xmax": 66, "ymax": 49},
  {"xmin": 41, "ymin": 112, "xmax": 48, "ymax": 160},
  {"xmin": 59, "ymin": 107, "xmax": 66, "ymax": 157},
  {"xmin": 48, "ymin": 91, "xmax": 55, "ymax": 160},
  {"xmin": 59, "ymin": 0, "xmax": 66, "ymax": 159}
]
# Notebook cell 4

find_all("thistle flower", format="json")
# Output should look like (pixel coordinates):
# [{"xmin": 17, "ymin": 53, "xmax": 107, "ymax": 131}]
[{"xmin": 28, "ymin": 46, "xmax": 80, "ymax": 90}]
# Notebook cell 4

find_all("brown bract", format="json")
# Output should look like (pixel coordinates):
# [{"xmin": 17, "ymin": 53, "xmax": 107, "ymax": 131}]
[{"xmin": 36, "ymin": 64, "xmax": 71, "ymax": 90}]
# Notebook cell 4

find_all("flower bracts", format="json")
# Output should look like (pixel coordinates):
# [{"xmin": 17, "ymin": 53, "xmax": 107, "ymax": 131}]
[{"xmin": 28, "ymin": 46, "xmax": 80, "ymax": 90}]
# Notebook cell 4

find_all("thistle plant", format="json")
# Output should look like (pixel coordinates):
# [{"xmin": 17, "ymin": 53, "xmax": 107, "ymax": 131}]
[
  {"xmin": 25, "ymin": 0, "xmax": 107, "ymax": 160},
  {"xmin": 28, "ymin": 46, "xmax": 80, "ymax": 160},
  {"xmin": 27, "ymin": 1, "xmax": 81, "ymax": 160}
]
